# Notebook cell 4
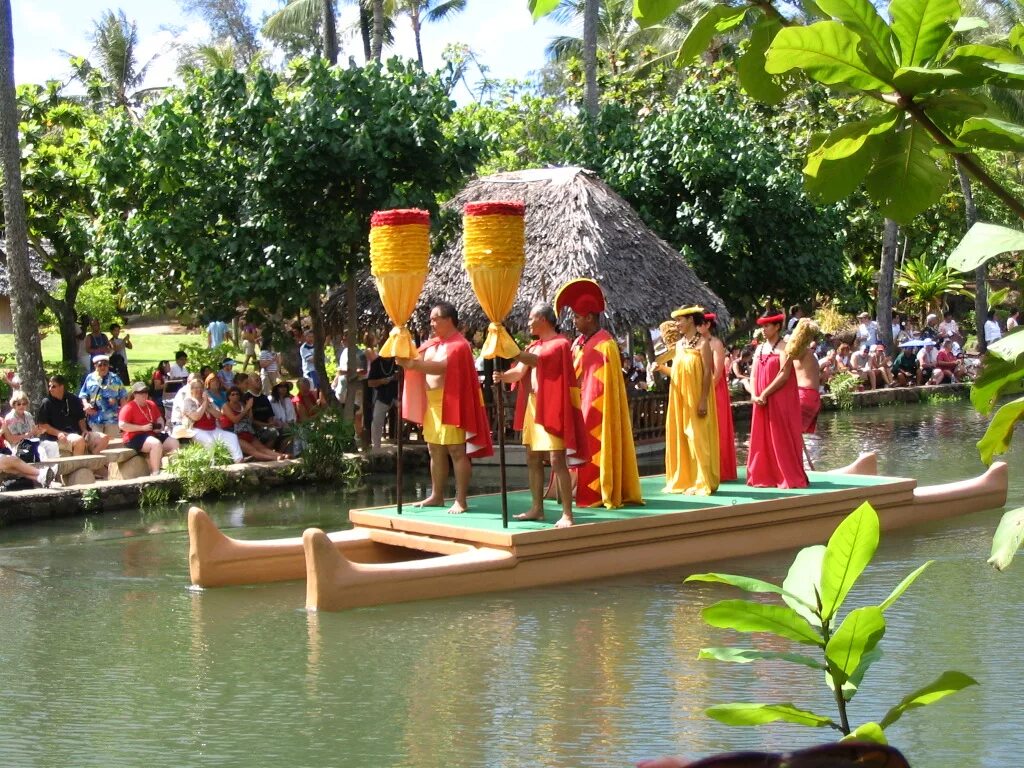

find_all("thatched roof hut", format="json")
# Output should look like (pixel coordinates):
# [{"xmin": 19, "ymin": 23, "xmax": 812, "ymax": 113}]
[{"xmin": 326, "ymin": 167, "xmax": 728, "ymax": 337}]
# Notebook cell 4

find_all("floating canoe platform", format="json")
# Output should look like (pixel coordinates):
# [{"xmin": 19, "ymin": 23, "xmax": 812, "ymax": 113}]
[{"xmin": 188, "ymin": 453, "xmax": 1009, "ymax": 612}]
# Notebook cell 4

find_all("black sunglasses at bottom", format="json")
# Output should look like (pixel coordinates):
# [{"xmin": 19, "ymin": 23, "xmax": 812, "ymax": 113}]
[{"xmin": 682, "ymin": 743, "xmax": 911, "ymax": 768}]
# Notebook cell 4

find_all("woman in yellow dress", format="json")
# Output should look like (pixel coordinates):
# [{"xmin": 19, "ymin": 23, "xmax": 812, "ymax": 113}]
[{"xmin": 663, "ymin": 305, "xmax": 720, "ymax": 495}]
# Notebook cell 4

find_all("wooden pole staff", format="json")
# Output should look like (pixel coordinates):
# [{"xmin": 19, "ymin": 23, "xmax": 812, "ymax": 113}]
[{"xmin": 396, "ymin": 366, "xmax": 404, "ymax": 514}]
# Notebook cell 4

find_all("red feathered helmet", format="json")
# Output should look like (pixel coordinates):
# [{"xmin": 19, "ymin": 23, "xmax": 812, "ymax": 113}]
[{"xmin": 555, "ymin": 278, "xmax": 606, "ymax": 316}]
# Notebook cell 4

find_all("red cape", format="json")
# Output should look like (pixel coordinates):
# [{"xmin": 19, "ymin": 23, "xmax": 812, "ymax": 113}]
[
  {"xmin": 402, "ymin": 331, "xmax": 494, "ymax": 459},
  {"xmin": 513, "ymin": 335, "xmax": 589, "ymax": 466}
]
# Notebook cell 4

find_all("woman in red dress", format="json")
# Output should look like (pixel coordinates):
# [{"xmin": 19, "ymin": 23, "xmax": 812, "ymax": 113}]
[
  {"xmin": 746, "ymin": 309, "xmax": 809, "ymax": 489},
  {"xmin": 701, "ymin": 313, "xmax": 737, "ymax": 482}
]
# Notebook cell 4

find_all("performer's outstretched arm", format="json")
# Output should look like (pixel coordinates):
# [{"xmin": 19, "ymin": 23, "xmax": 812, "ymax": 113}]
[{"xmin": 397, "ymin": 357, "xmax": 446, "ymax": 375}]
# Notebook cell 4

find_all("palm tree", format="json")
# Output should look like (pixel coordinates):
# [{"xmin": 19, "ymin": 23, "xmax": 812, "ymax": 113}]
[
  {"xmin": 177, "ymin": 40, "xmax": 241, "ymax": 74},
  {"xmin": 264, "ymin": 0, "xmax": 339, "ymax": 63},
  {"xmin": 74, "ymin": 10, "xmax": 159, "ymax": 110},
  {"xmin": 396, "ymin": 0, "xmax": 467, "ymax": 68},
  {"xmin": 896, "ymin": 255, "xmax": 974, "ymax": 321},
  {"xmin": 0, "ymin": 0, "xmax": 46, "ymax": 402}
]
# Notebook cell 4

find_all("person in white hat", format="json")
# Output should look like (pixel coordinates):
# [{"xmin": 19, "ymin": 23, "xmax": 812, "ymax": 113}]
[{"xmin": 78, "ymin": 354, "xmax": 126, "ymax": 438}]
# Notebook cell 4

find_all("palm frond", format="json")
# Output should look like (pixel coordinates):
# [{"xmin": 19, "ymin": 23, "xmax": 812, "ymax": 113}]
[
  {"xmin": 425, "ymin": 0, "xmax": 468, "ymax": 23},
  {"xmin": 262, "ymin": 0, "xmax": 324, "ymax": 38}
]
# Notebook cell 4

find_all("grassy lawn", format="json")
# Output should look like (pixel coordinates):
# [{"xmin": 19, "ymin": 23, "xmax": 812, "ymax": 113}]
[{"xmin": 0, "ymin": 329, "xmax": 205, "ymax": 380}]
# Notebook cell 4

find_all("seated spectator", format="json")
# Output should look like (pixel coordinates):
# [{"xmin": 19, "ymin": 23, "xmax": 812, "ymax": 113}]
[
  {"xmin": 169, "ymin": 350, "xmax": 190, "ymax": 379},
  {"xmin": 850, "ymin": 345, "xmax": 877, "ymax": 389},
  {"xmin": 79, "ymin": 355, "xmax": 127, "ymax": 437},
  {"xmin": 170, "ymin": 373, "xmax": 197, "ymax": 427},
  {"xmin": 891, "ymin": 343, "xmax": 919, "ymax": 387},
  {"xmin": 868, "ymin": 344, "xmax": 894, "ymax": 387},
  {"xmin": 292, "ymin": 376, "xmax": 322, "ymax": 422},
  {"xmin": 217, "ymin": 358, "xmax": 237, "ymax": 390},
  {"xmin": 151, "ymin": 360, "xmax": 170, "ymax": 405},
  {"xmin": 219, "ymin": 386, "xmax": 288, "ymax": 461},
  {"xmin": 119, "ymin": 381, "xmax": 179, "ymax": 475},
  {"xmin": 182, "ymin": 379, "xmax": 244, "ymax": 462},
  {"xmin": 1008, "ymin": 307, "xmax": 1020, "ymax": 332},
  {"xmin": 271, "ymin": 381, "xmax": 301, "ymax": 456},
  {"xmin": 917, "ymin": 339, "xmax": 940, "ymax": 383},
  {"xmin": 37, "ymin": 374, "xmax": 109, "ymax": 455},
  {"xmin": 729, "ymin": 347, "xmax": 752, "ymax": 393},
  {"xmin": 205, "ymin": 373, "xmax": 227, "ymax": 408},
  {"xmin": 985, "ymin": 309, "xmax": 1002, "ymax": 345},
  {"xmin": 938, "ymin": 311, "xmax": 960, "ymax": 344},
  {"xmin": 855, "ymin": 311, "xmax": 878, "ymax": 350},
  {"xmin": 920, "ymin": 313, "xmax": 940, "ymax": 340},
  {"xmin": 814, "ymin": 333, "xmax": 834, "ymax": 359},
  {"xmin": 244, "ymin": 375, "xmax": 283, "ymax": 450},
  {"xmin": 834, "ymin": 342, "xmax": 854, "ymax": 374},
  {"xmin": 0, "ymin": 426, "xmax": 55, "ymax": 488},
  {"xmin": 934, "ymin": 338, "xmax": 959, "ymax": 383},
  {"xmin": 3, "ymin": 390, "xmax": 43, "ymax": 461}
]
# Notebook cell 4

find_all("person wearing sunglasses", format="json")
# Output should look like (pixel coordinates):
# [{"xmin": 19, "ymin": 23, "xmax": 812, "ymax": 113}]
[
  {"xmin": 636, "ymin": 741, "xmax": 912, "ymax": 768},
  {"xmin": 78, "ymin": 354, "xmax": 127, "ymax": 439},
  {"xmin": 37, "ymin": 375, "xmax": 109, "ymax": 455}
]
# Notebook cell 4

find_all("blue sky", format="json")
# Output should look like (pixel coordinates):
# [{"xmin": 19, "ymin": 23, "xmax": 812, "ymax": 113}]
[{"xmin": 13, "ymin": 1, "xmax": 569, "ymax": 99}]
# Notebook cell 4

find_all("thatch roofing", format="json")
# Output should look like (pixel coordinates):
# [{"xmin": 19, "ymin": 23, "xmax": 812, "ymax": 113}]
[{"xmin": 326, "ymin": 166, "xmax": 728, "ymax": 336}]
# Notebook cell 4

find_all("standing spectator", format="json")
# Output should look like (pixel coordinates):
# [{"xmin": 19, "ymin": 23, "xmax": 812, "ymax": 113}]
[
  {"xmin": 76, "ymin": 317, "xmax": 92, "ymax": 374},
  {"xmin": 119, "ymin": 381, "xmax": 179, "ymax": 475},
  {"xmin": 169, "ymin": 350, "xmax": 190, "ymax": 379},
  {"xmin": 984, "ymin": 309, "xmax": 1003, "ymax": 345},
  {"xmin": 37, "ymin": 375, "xmax": 109, "ymax": 455},
  {"xmin": 787, "ymin": 305, "xmax": 803, "ymax": 333},
  {"xmin": 240, "ymin": 321, "xmax": 259, "ymax": 371},
  {"xmin": 938, "ymin": 311, "xmax": 960, "ymax": 343},
  {"xmin": 85, "ymin": 318, "xmax": 111, "ymax": 369},
  {"xmin": 109, "ymin": 323, "xmax": 132, "ymax": 385},
  {"xmin": 298, "ymin": 329, "xmax": 319, "ymax": 389},
  {"xmin": 366, "ymin": 354, "xmax": 399, "ymax": 450},
  {"xmin": 258, "ymin": 328, "xmax": 282, "ymax": 395},
  {"xmin": 1007, "ymin": 307, "xmax": 1020, "ymax": 332},
  {"xmin": 151, "ymin": 361, "xmax": 170, "ymax": 406},
  {"xmin": 79, "ymin": 355, "xmax": 127, "ymax": 437},
  {"xmin": 206, "ymin": 317, "xmax": 233, "ymax": 349},
  {"xmin": 855, "ymin": 311, "xmax": 878, "ymax": 351}
]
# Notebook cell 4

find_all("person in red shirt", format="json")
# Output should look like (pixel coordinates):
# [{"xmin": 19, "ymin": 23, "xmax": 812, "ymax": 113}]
[
  {"xmin": 934, "ymin": 338, "xmax": 959, "ymax": 383},
  {"xmin": 118, "ymin": 381, "xmax": 179, "ymax": 475}
]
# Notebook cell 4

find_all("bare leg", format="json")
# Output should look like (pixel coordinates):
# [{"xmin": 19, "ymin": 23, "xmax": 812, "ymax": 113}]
[
  {"xmin": 414, "ymin": 442, "xmax": 447, "ymax": 507},
  {"xmin": 514, "ymin": 449, "xmax": 546, "ymax": 521},
  {"xmin": 549, "ymin": 450, "xmax": 574, "ymax": 528},
  {"xmin": 141, "ymin": 436, "xmax": 164, "ymax": 475},
  {"xmin": 67, "ymin": 434, "xmax": 86, "ymax": 456},
  {"xmin": 448, "ymin": 444, "xmax": 470, "ymax": 514},
  {"xmin": 0, "ymin": 455, "xmax": 48, "ymax": 484}
]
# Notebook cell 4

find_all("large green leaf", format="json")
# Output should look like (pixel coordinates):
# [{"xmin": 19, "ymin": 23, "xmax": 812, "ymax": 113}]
[
  {"xmin": 783, "ymin": 544, "xmax": 826, "ymax": 626},
  {"xmin": 765, "ymin": 22, "xmax": 894, "ymax": 90},
  {"xmin": 816, "ymin": 0, "xmax": 896, "ymax": 68},
  {"xmin": 880, "ymin": 561, "xmax": 933, "ymax": 611},
  {"xmin": 805, "ymin": 139, "xmax": 879, "ymax": 202},
  {"xmin": 953, "ymin": 16, "xmax": 988, "ymax": 33},
  {"xmin": 738, "ymin": 17, "xmax": 787, "ymax": 105},
  {"xmin": 634, "ymin": 0, "xmax": 686, "ymax": 27},
  {"xmin": 880, "ymin": 671, "xmax": 978, "ymax": 728},
  {"xmin": 685, "ymin": 572, "xmax": 811, "ymax": 608},
  {"xmin": 948, "ymin": 44, "xmax": 1022, "ymax": 66},
  {"xmin": 970, "ymin": 354, "xmax": 1024, "ymax": 414},
  {"xmin": 987, "ymin": 330, "xmax": 1024, "ymax": 362},
  {"xmin": 698, "ymin": 646, "xmax": 826, "ymax": 670},
  {"xmin": 528, "ymin": 0, "xmax": 561, "ymax": 20},
  {"xmin": 703, "ymin": 599, "xmax": 824, "ymax": 646},
  {"xmin": 842, "ymin": 722, "xmax": 888, "ymax": 744},
  {"xmin": 976, "ymin": 396, "xmax": 1024, "ymax": 464},
  {"xmin": 675, "ymin": 6, "xmax": 749, "ymax": 66},
  {"xmin": 813, "ymin": 110, "xmax": 900, "ymax": 160},
  {"xmin": 890, "ymin": 0, "xmax": 961, "ymax": 67},
  {"xmin": 819, "ymin": 502, "xmax": 879, "ymax": 620},
  {"xmin": 707, "ymin": 703, "xmax": 835, "ymax": 727},
  {"xmin": 892, "ymin": 66, "xmax": 985, "ymax": 94},
  {"xmin": 948, "ymin": 222, "xmax": 1024, "ymax": 272},
  {"xmin": 863, "ymin": 122, "xmax": 948, "ymax": 223},
  {"xmin": 988, "ymin": 507, "xmax": 1024, "ymax": 571},
  {"xmin": 825, "ymin": 606, "xmax": 886, "ymax": 681},
  {"xmin": 980, "ymin": 61, "xmax": 1024, "ymax": 89},
  {"xmin": 843, "ymin": 647, "xmax": 882, "ymax": 700},
  {"xmin": 959, "ymin": 116, "xmax": 1024, "ymax": 152}
]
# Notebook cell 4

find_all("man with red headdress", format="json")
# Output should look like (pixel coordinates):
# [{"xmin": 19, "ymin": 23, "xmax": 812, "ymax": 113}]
[
  {"xmin": 555, "ymin": 278, "xmax": 642, "ymax": 509},
  {"xmin": 399, "ymin": 301, "xmax": 493, "ymax": 514},
  {"xmin": 496, "ymin": 303, "xmax": 589, "ymax": 527}
]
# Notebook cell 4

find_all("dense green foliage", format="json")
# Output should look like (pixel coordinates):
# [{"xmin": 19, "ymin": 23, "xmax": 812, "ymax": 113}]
[
  {"xmin": 688, "ymin": 502, "xmax": 976, "ymax": 741},
  {"xmin": 296, "ymin": 407, "xmax": 361, "ymax": 483},
  {"xmin": 166, "ymin": 440, "xmax": 235, "ymax": 499},
  {"xmin": 95, "ymin": 58, "xmax": 483, "ymax": 319}
]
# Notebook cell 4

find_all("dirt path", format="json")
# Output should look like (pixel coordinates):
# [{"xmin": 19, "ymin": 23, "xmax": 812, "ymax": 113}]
[{"xmin": 127, "ymin": 320, "xmax": 194, "ymax": 335}]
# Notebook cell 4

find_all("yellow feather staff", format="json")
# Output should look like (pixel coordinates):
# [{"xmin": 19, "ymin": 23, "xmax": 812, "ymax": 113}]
[
  {"xmin": 369, "ymin": 209, "xmax": 431, "ymax": 359},
  {"xmin": 463, "ymin": 201, "xmax": 526, "ymax": 359},
  {"xmin": 785, "ymin": 318, "xmax": 820, "ymax": 359},
  {"xmin": 655, "ymin": 320, "xmax": 682, "ymax": 366}
]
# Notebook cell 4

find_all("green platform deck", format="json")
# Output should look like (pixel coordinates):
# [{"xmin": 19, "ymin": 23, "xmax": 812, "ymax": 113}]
[{"xmin": 351, "ymin": 469, "xmax": 902, "ymax": 536}]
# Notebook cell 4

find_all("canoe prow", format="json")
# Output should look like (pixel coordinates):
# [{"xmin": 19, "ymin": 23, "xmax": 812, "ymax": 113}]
[
  {"xmin": 907, "ymin": 461, "xmax": 1008, "ymax": 522},
  {"xmin": 304, "ymin": 527, "xmax": 517, "ymax": 612},
  {"xmin": 188, "ymin": 506, "xmax": 371, "ymax": 588},
  {"xmin": 827, "ymin": 452, "xmax": 878, "ymax": 476}
]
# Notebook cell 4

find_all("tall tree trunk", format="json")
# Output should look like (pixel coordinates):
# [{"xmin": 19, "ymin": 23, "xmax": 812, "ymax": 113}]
[
  {"xmin": 359, "ymin": 5, "xmax": 372, "ymax": 63},
  {"xmin": 412, "ymin": 10, "xmax": 423, "ymax": 68},
  {"xmin": 322, "ymin": 0, "xmax": 338, "ymax": 65},
  {"xmin": 957, "ymin": 160, "xmax": 987, "ymax": 354},
  {"xmin": 877, "ymin": 218, "xmax": 898, "ymax": 351},
  {"xmin": 582, "ymin": 0, "xmax": 599, "ymax": 118},
  {"xmin": 371, "ymin": 0, "xmax": 385, "ymax": 62},
  {"xmin": 0, "ymin": 1, "xmax": 45, "ymax": 403}
]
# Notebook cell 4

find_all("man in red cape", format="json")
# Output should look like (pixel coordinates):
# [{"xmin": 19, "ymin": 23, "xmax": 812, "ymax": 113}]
[
  {"xmin": 555, "ymin": 278, "xmax": 642, "ymax": 509},
  {"xmin": 399, "ymin": 301, "xmax": 493, "ymax": 514},
  {"xmin": 496, "ymin": 303, "xmax": 589, "ymax": 528}
]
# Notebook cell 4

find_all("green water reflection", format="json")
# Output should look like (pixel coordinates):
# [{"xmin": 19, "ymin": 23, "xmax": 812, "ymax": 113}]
[{"xmin": 0, "ymin": 401, "xmax": 1020, "ymax": 768}]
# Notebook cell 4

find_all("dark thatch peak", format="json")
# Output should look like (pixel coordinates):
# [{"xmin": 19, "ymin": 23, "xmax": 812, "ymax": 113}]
[{"xmin": 421, "ymin": 166, "xmax": 728, "ymax": 335}]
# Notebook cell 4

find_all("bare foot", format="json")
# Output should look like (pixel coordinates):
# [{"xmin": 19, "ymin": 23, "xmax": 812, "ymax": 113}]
[
  {"xmin": 554, "ymin": 515, "xmax": 574, "ymax": 528},
  {"xmin": 513, "ymin": 511, "xmax": 545, "ymax": 522},
  {"xmin": 447, "ymin": 501, "xmax": 468, "ymax": 515},
  {"xmin": 414, "ymin": 496, "xmax": 445, "ymax": 508}
]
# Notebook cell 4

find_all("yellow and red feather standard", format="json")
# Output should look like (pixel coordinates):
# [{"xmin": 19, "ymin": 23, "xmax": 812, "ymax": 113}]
[{"xmin": 369, "ymin": 208, "xmax": 431, "ymax": 359}]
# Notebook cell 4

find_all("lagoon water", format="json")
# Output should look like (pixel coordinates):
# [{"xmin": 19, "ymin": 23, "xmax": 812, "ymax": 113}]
[{"xmin": 1, "ymin": 401, "xmax": 1022, "ymax": 768}]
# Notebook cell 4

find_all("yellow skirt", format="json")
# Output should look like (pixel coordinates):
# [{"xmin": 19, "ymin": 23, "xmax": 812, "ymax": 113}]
[
  {"xmin": 423, "ymin": 388, "xmax": 465, "ymax": 446},
  {"xmin": 521, "ymin": 393, "xmax": 565, "ymax": 452}
]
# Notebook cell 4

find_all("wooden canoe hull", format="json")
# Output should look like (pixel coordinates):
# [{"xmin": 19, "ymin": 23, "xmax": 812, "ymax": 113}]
[{"xmin": 304, "ymin": 461, "xmax": 1008, "ymax": 612}]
